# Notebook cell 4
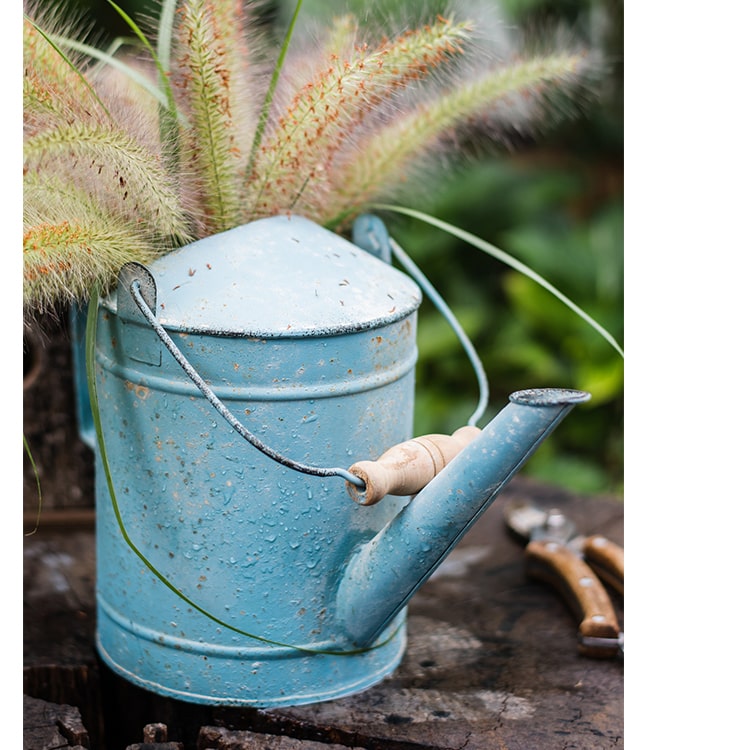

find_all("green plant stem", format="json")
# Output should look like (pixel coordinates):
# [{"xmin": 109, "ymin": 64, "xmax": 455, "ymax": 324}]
[{"xmin": 376, "ymin": 204, "xmax": 624, "ymax": 359}]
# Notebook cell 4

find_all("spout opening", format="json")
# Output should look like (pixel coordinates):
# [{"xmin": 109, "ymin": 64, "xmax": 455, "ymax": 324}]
[{"xmin": 509, "ymin": 388, "xmax": 591, "ymax": 407}]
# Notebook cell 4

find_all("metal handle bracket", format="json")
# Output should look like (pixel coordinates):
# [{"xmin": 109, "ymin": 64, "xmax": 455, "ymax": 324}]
[{"xmin": 117, "ymin": 262, "xmax": 161, "ymax": 366}]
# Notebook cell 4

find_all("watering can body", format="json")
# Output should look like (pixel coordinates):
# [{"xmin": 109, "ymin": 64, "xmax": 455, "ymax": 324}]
[
  {"xmin": 93, "ymin": 216, "xmax": 420, "ymax": 706},
  {"xmin": 91, "ymin": 214, "xmax": 590, "ymax": 708}
]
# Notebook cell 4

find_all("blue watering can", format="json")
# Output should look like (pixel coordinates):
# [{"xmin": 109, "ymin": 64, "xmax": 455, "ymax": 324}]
[{"xmin": 89, "ymin": 214, "xmax": 589, "ymax": 707}]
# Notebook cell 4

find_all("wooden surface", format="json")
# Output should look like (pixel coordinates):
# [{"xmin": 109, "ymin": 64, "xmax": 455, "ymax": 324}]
[
  {"xmin": 24, "ymin": 476, "xmax": 623, "ymax": 750},
  {"xmin": 23, "ymin": 695, "xmax": 90, "ymax": 750}
]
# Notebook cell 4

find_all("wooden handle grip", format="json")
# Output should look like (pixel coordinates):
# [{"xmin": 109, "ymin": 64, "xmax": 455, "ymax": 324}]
[
  {"xmin": 583, "ymin": 535, "xmax": 624, "ymax": 595},
  {"xmin": 525, "ymin": 539, "xmax": 622, "ymax": 658},
  {"xmin": 346, "ymin": 425, "xmax": 481, "ymax": 505}
]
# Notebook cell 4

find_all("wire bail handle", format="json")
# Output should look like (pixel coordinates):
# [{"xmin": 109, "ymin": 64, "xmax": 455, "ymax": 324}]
[{"xmin": 119, "ymin": 261, "xmax": 365, "ymax": 488}]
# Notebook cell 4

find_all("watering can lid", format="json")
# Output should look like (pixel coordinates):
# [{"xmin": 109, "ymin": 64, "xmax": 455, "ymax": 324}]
[{"xmin": 113, "ymin": 215, "xmax": 422, "ymax": 337}]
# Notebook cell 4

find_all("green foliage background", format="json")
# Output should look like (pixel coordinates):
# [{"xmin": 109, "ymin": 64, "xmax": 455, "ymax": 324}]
[
  {"xmin": 277, "ymin": 0, "xmax": 625, "ymax": 496},
  {"xmin": 38, "ymin": 0, "xmax": 623, "ymax": 496}
]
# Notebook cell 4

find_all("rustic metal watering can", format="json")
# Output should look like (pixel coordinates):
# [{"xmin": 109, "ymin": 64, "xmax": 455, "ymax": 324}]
[{"xmin": 90, "ymin": 214, "xmax": 589, "ymax": 707}]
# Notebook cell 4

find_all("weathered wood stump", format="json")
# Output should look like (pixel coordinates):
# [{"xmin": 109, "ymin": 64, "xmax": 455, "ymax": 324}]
[{"xmin": 23, "ymin": 694, "xmax": 90, "ymax": 750}]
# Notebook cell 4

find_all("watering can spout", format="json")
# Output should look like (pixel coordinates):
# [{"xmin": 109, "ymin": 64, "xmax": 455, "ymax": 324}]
[{"xmin": 337, "ymin": 387, "xmax": 591, "ymax": 646}]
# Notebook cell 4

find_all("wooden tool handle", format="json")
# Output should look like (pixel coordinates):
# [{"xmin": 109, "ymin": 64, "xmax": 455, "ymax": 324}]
[
  {"xmin": 583, "ymin": 535, "xmax": 624, "ymax": 595},
  {"xmin": 346, "ymin": 425, "xmax": 481, "ymax": 506},
  {"xmin": 525, "ymin": 539, "xmax": 622, "ymax": 659}
]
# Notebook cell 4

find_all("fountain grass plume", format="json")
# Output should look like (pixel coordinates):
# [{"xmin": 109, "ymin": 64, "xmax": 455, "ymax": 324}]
[
  {"xmin": 24, "ymin": 6, "xmax": 190, "ymax": 319},
  {"xmin": 246, "ymin": 14, "xmax": 473, "ymax": 220},
  {"xmin": 24, "ymin": 14, "xmax": 110, "ymax": 131},
  {"xmin": 321, "ymin": 51, "xmax": 592, "ymax": 227},
  {"xmin": 172, "ymin": 0, "xmax": 262, "ymax": 235},
  {"xmin": 23, "ymin": 175, "xmax": 169, "ymax": 313},
  {"xmin": 25, "ymin": 122, "xmax": 190, "ymax": 241},
  {"xmin": 23, "ymin": 0, "xmax": 602, "ymax": 325}
]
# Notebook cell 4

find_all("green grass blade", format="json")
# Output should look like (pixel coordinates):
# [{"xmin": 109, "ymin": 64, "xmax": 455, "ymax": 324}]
[
  {"xmin": 25, "ymin": 16, "xmax": 112, "ymax": 120},
  {"xmin": 23, "ymin": 435, "xmax": 43, "ymax": 536},
  {"xmin": 51, "ymin": 33, "xmax": 170, "ymax": 111},
  {"xmin": 106, "ymin": 0, "xmax": 181, "ymax": 173},
  {"xmin": 85, "ymin": 286, "xmax": 203, "ymax": 629},
  {"xmin": 83, "ymin": 288, "xmax": 261, "ymax": 644},
  {"xmin": 106, "ymin": 0, "xmax": 165, "ymax": 83},
  {"xmin": 49, "ymin": 6, "xmax": 185, "ymax": 136},
  {"xmin": 156, "ymin": 0, "xmax": 178, "ymax": 73},
  {"xmin": 376, "ymin": 204, "xmax": 624, "ymax": 358},
  {"xmin": 244, "ymin": 0, "xmax": 305, "ymax": 184},
  {"xmin": 88, "ymin": 36, "xmax": 132, "ymax": 76}
]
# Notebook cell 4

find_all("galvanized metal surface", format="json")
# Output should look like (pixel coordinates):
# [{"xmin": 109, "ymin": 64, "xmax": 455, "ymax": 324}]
[
  {"xmin": 90, "ymin": 215, "xmax": 588, "ymax": 709},
  {"xmin": 94, "ymin": 217, "xmax": 420, "ymax": 707}
]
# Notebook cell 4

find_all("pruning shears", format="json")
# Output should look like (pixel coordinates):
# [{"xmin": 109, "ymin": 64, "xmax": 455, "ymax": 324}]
[{"xmin": 503, "ymin": 499, "xmax": 624, "ymax": 659}]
